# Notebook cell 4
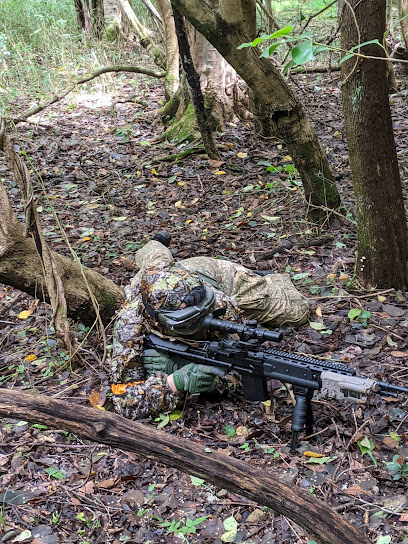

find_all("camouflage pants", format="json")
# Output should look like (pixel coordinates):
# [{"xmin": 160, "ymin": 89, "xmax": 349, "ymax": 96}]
[{"xmin": 128, "ymin": 240, "xmax": 309, "ymax": 327}]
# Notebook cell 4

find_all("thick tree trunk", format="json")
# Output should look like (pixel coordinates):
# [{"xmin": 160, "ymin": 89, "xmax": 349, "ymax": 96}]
[
  {"xmin": 186, "ymin": 25, "xmax": 237, "ymax": 124},
  {"xmin": 341, "ymin": 0, "xmax": 407, "ymax": 289},
  {"xmin": 74, "ymin": 0, "xmax": 93, "ymax": 33},
  {"xmin": 91, "ymin": 0, "xmax": 105, "ymax": 37},
  {"xmin": 400, "ymin": 0, "xmax": 408, "ymax": 49},
  {"xmin": 0, "ymin": 181, "xmax": 124, "ymax": 324},
  {"xmin": 103, "ymin": 0, "xmax": 122, "ymax": 39},
  {"xmin": 170, "ymin": 0, "xmax": 341, "ymax": 222},
  {"xmin": 156, "ymin": 0, "xmax": 180, "ymax": 99},
  {"xmin": 173, "ymin": 7, "xmax": 220, "ymax": 159},
  {"xmin": 0, "ymin": 389, "xmax": 371, "ymax": 544}
]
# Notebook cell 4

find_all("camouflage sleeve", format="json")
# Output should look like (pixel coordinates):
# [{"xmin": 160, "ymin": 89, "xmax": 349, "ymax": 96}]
[
  {"xmin": 109, "ymin": 298, "xmax": 145, "ymax": 383},
  {"xmin": 112, "ymin": 372, "xmax": 179, "ymax": 420}
]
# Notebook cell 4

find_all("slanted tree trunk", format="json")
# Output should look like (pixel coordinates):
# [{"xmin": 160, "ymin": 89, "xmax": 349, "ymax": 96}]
[
  {"xmin": 0, "ymin": 181, "xmax": 124, "ymax": 324},
  {"xmin": 170, "ymin": 0, "xmax": 341, "ymax": 222},
  {"xmin": 0, "ymin": 389, "xmax": 372, "ymax": 544},
  {"xmin": 341, "ymin": 0, "xmax": 407, "ymax": 289},
  {"xmin": 173, "ymin": 7, "xmax": 220, "ymax": 158},
  {"xmin": 156, "ymin": 0, "xmax": 180, "ymax": 99}
]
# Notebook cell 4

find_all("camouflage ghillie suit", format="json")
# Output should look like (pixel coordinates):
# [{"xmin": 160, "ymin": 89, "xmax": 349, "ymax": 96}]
[{"xmin": 109, "ymin": 240, "xmax": 309, "ymax": 420}]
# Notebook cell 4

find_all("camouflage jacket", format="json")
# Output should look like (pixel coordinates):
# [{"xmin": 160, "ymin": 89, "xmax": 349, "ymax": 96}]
[{"xmin": 108, "ymin": 240, "xmax": 309, "ymax": 420}]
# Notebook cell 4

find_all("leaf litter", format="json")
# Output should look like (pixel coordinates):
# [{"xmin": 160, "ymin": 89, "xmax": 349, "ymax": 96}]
[{"xmin": 0, "ymin": 70, "xmax": 408, "ymax": 544}]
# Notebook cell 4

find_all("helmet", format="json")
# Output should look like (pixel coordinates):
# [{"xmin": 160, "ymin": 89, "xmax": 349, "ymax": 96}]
[{"xmin": 141, "ymin": 264, "xmax": 215, "ymax": 337}]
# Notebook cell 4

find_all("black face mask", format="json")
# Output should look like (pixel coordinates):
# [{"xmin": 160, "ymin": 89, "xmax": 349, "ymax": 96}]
[{"xmin": 182, "ymin": 285, "xmax": 206, "ymax": 307}]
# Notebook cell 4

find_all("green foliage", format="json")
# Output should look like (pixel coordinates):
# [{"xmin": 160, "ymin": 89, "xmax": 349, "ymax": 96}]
[
  {"xmin": 0, "ymin": 0, "xmax": 130, "ymax": 115},
  {"xmin": 155, "ymin": 412, "xmax": 170, "ymax": 429},
  {"xmin": 348, "ymin": 308, "xmax": 371, "ymax": 327},
  {"xmin": 376, "ymin": 536, "xmax": 391, "ymax": 544},
  {"xmin": 158, "ymin": 515, "xmax": 209, "ymax": 539},
  {"xmin": 357, "ymin": 436, "xmax": 378, "ymax": 467},
  {"xmin": 385, "ymin": 454, "xmax": 408, "ymax": 481}
]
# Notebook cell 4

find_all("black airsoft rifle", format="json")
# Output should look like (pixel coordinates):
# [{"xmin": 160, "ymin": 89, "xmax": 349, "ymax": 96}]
[{"xmin": 145, "ymin": 314, "xmax": 408, "ymax": 452}]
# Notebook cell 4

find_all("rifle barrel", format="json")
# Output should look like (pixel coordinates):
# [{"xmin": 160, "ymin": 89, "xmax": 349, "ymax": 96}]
[{"xmin": 377, "ymin": 381, "xmax": 408, "ymax": 395}]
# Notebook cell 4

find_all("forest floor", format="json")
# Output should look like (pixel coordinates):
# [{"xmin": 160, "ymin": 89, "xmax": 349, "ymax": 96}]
[{"xmin": 1, "ymin": 67, "xmax": 408, "ymax": 544}]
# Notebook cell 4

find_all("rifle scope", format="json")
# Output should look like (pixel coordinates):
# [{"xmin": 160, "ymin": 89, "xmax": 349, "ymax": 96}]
[{"xmin": 203, "ymin": 315, "xmax": 283, "ymax": 343}]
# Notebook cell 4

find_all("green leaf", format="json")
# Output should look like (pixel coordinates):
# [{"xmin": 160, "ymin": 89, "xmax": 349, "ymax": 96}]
[
  {"xmin": 260, "ymin": 41, "xmax": 284, "ymax": 58},
  {"xmin": 46, "ymin": 466, "xmax": 66, "ymax": 479},
  {"xmin": 223, "ymin": 516, "xmax": 238, "ymax": 532},
  {"xmin": 268, "ymin": 25, "xmax": 293, "ymax": 39},
  {"xmin": 305, "ymin": 456, "xmax": 338, "ymax": 464},
  {"xmin": 193, "ymin": 515, "xmax": 210, "ymax": 525},
  {"xmin": 313, "ymin": 44, "xmax": 330, "ymax": 55},
  {"xmin": 283, "ymin": 59, "xmax": 296, "ymax": 74},
  {"xmin": 12, "ymin": 530, "xmax": 31, "ymax": 542},
  {"xmin": 257, "ymin": 161, "xmax": 272, "ymax": 166},
  {"xmin": 358, "ymin": 436, "xmax": 374, "ymax": 451},
  {"xmin": 376, "ymin": 536, "xmax": 391, "ymax": 544},
  {"xmin": 261, "ymin": 215, "xmax": 280, "ymax": 222},
  {"xmin": 190, "ymin": 476, "xmax": 205, "ymax": 486},
  {"xmin": 251, "ymin": 34, "xmax": 272, "ymax": 47},
  {"xmin": 169, "ymin": 410, "xmax": 183, "ymax": 421},
  {"xmin": 237, "ymin": 41, "xmax": 253, "ymax": 50},
  {"xmin": 223, "ymin": 424, "xmax": 236, "ymax": 436},
  {"xmin": 167, "ymin": 175, "xmax": 177, "ymax": 184},
  {"xmin": 291, "ymin": 40, "xmax": 314, "ymax": 65},
  {"xmin": 309, "ymin": 321, "xmax": 326, "ymax": 330},
  {"xmin": 339, "ymin": 52, "xmax": 354, "ymax": 65},
  {"xmin": 156, "ymin": 413, "xmax": 170, "ymax": 429},
  {"xmin": 292, "ymin": 272, "xmax": 309, "ymax": 280},
  {"xmin": 348, "ymin": 308, "xmax": 362, "ymax": 321}
]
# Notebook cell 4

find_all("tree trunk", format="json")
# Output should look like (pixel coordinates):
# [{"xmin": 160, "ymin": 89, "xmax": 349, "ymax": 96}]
[
  {"xmin": 103, "ymin": 0, "xmax": 122, "ymax": 39},
  {"xmin": 156, "ymin": 0, "xmax": 180, "ymax": 99},
  {"xmin": 118, "ymin": 0, "xmax": 166, "ymax": 68},
  {"xmin": 91, "ymin": 0, "xmax": 105, "ymax": 37},
  {"xmin": 74, "ymin": 0, "xmax": 93, "ymax": 33},
  {"xmin": 0, "ymin": 389, "xmax": 371, "ymax": 544},
  {"xmin": 400, "ymin": 0, "xmax": 408, "ymax": 49},
  {"xmin": 173, "ymin": 7, "xmax": 220, "ymax": 159},
  {"xmin": 341, "ymin": 0, "xmax": 407, "ymax": 289},
  {"xmin": 170, "ymin": 0, "xmax": 341, "ymax": 222},
  {"xmin": 241, "ymin": 0, "xmax": 257, "ymax": 38},
  {"xmin": 0, "ymin": 181, "xmax": 124, "ymax": 324}
]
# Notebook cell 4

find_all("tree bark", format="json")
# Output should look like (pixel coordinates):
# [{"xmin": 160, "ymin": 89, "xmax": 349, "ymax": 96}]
[
  {"xmin": 0, "ymin": 181, "xmax": 124, "ymax": 325},
  {"xmin": 74, "ymin": 0, "xmax": 93, "ymax": 34},
  {"xmin": 91, "ymin": 0, "xmax": 105, "ymax": 38},
  {"xmin": 103, "ymin": 0, "xmax": 122, "ymax": 39},
  {"xmin": 341, "ymin": 0, "xmax": 407, "ymax": 289},
  {"xmin": 170, "ymin": 0, "xmax": 341, "ymax": 222},
  {"xmin": 173, "ymin": 7, "xmax": 220, "ymax": 159},
  {"xmin": 400, "ymin": 0, "xmax": 408, "ymax": 49},
  {"xmin": 156, "ymin": 0, "xmax": 180, "ymax": 99},
  {"xmin": 0, "ymin": 389, "xmax": 371, "ymax": 544}
]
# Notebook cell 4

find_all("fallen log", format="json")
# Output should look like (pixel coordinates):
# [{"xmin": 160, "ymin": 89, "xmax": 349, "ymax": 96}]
[{"xmin": 0, "ymin": 389, "xmax": 371, "ymax": 544}]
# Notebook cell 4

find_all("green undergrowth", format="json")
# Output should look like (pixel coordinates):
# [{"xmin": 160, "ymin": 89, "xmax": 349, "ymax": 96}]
[{"xmin": 0, "ymin": 0, "xmax": 142, "ymax": 116}]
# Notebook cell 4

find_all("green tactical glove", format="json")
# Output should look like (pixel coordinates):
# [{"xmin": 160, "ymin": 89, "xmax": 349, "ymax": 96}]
[
  {"xmin": 141, "ymin": 349, "xmax": 190, "ymax": 375},
  {"xmin": 172, "ymin": 363, "xmax": 224, "ymax": 394}
]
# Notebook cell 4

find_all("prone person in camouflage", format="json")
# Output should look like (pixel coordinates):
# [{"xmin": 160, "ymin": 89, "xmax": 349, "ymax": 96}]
[{"xmin": 108, "ymin": 232, "xmax": 309, "ymax": 420}]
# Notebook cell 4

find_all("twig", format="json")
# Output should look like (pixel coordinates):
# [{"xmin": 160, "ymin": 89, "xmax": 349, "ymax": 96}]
[
  {"xmin": 311, "ymin": 288, "xmax": 395, "ymax": 300},
  {"xmin": 13, "ymin": 65, "xmax": 165, "ymax": 124},
  {"xmin": 256, "ymin": 0, "xmax": 280, "ymax": 31}
]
